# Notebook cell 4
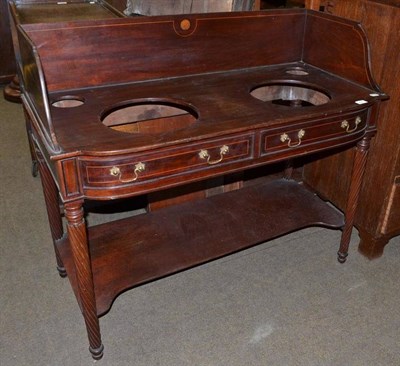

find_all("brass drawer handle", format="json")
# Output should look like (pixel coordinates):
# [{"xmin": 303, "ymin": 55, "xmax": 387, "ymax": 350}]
[
  {"xmin": 199, "ymin": 145, "xmax": 229, "ymax": 165},
  {"xmin": 280, "ymin": 129, "xmax": 305, "ymax": 148},
  {"xmin": 109, "ymin": 162, "xmax": 146, "ymax": 183},
  {"xmin": 341, "ymin": 116, "xmax": 361, "ymax": 133}
]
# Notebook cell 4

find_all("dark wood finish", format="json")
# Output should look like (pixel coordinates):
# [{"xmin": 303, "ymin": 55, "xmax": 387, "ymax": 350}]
[
  {"xmin": 0, "ymin": 0, "xmax": 16, "ymax": 82},
  {"xmin": 21, "ymin": 17, "xmax": 304, "ymax": 93},
  {"xmin": 337, "ymin": 136, "xmax": 371, "ymax": 262},
  {"xmin": 3, "ymin": 75, "xmax": 21, "ymax": 102},
  {"xmin": 10, "ymin": 0, "xmax": 124, "ymax": 24},
  {"xmin": 114, "ymin": 0, "xmax": 258, "ymax": 211},
  {"xmin": 262, "ymin": 1, "xmax": 334, "ymax": 12},
  {"xmin": 305, "ymin": 0, "xmax": 321, "ymax": 9},
  {"xmin": 6, "ymin": 0, "xmax": 258, "ymax": 103},
  {"xmin": 14, "ymin": 8, "xmax": 387, "ymax": 359},
  {"xmin": 35, "ymin": 132, "xmax": 66, "ymax": 277},
  {"xmin": 1, "ymin": 0, "xmax": 17, "ymax": 101},
  {"xmin": 64, "ymin": 200, "xmax": 104, "ymax": 360},
  {"xmin": 103, "ymin": 0, "xmax": 127, "ymax": 12},
  {"xmin": 303, "ymin": 0, "xmax": 400, "ymax": 259},
  {"xmin": 57, "ymin": 179, "xmax": 344, "ymax": 316},
  {"xmin": 7, "ymin": 0, "xmax": 124, "ymax": 174},
  {"xmin": 4, "ymin": 0, "xmax": 124, "ymax": 103}
]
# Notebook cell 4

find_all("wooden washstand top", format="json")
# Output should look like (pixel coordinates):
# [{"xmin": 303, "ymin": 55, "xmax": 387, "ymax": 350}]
[
  {"xmin": 45, "ymin": 62, "xmax": 382, "ymax": 155},
  {"xmin": 17, "ymin": 9, "xmax": 386, "ymax": 157}
]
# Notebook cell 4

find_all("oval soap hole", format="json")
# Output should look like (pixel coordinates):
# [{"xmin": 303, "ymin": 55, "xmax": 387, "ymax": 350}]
[
  {"xmin": 250, "ymin": 83, "xmax": 330, "ymax": 107},
  {"xmin": 101, "ymin": 101, "xmax": 198, "ymax": 134},
  {"xmin": 52, "ymin": 96, "xmax": 84, "ymax": 108},
  {"xmin": 286, "ymin": 67, "xmax": 309, "ymax": 76}
]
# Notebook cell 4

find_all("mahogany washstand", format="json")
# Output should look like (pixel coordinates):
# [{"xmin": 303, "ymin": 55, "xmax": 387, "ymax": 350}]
[{"xmin": 14, "ymin": 9, "xmax": 387, "ymax": 359}]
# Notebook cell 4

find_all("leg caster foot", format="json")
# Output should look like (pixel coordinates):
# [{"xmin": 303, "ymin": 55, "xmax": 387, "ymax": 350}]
[
  {"xmin": 90, "ymin": 344, "xmax": 104, "ymax": 360},
  {"xmin": 57, "ymin": 265, "xmax": 67, "ymax": 278},
  {"xmin": 337, "ymin": 251, "xmax": 348, "ymax": 263}
]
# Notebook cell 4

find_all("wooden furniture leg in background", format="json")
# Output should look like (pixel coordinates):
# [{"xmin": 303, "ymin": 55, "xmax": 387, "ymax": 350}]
[
  {"xmin": 3, "ymin": 75, "xmax": 21, "ymax": 103},
  {"xmin": 358, "ymin": 229, "xmax": 391, "ymax": 259},
  {"xmin": 64, "ymin": 201, "xmax": 104, "ymax": 360},
  {"xmin": 338, "ymin": 136, "xmax": 371, "ymax": 263}
]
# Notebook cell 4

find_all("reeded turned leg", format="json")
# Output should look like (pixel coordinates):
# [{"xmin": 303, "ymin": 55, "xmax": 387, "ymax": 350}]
[
  {"xmin": 64, "ymin": 201, "xmax": 104, "ymax": 360},
  {"xmin": 23, "ymin": 107, "xmax": 39, "ymax": 177},
  {"xmin": 338, "ymin": 137, "xmax": 371, "ymax": 263},
  {"xmin": 35, "ymin": 147, "xmax": 66, "ymax": 277}
]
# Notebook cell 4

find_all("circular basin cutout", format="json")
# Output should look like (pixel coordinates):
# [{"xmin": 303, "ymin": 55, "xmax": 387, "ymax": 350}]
[
  {"xmin": 250, "ymin": 83, "xmax": 330, "ymax": 107},
  {"xmin": 52, "ymin": 96, "xmax": 84, "ymax": 108},
  {"xmin": 101, "ymin": 100, "xmax": 198, "ymax": 134}
]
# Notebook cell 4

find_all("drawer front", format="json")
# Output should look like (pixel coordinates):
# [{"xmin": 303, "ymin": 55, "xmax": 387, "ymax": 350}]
[
  {"xmin": 261, "ymin": 111, "xmax": 368, "ymax": 156},
  {"xmin": 80, "ymin": 134, "xmax": 254, "ymax": 189}
]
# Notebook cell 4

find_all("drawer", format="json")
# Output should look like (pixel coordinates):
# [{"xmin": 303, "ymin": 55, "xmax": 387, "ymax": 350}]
[
  {"xmin": 80, "ymin": 134, "xmax": 254, "ymax": 189},
  {"xmin": 260, "ymin": 111, "xmax": 368, "ymax": 156}
]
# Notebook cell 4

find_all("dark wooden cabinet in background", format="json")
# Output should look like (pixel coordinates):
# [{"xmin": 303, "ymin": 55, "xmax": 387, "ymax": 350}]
[
  {"xmin": 0, "ymin": 0, "xmax": 16, "ymax": 84},
  {"xmin": 303, "ymin": 0, "xmax": 400, "ymax": 259}
]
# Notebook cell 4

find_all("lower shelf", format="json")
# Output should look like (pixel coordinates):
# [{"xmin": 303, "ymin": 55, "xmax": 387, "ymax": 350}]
[{"xmin": 57, "ymin": 179, "xmax": 344, "ymax": 316}]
